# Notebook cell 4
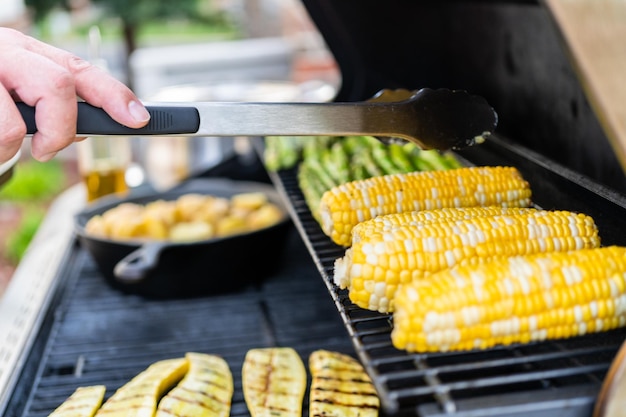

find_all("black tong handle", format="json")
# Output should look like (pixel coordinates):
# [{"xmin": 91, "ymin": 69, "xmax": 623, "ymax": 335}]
[{"xmin": 17, "ymin": 102, "xmax": 201, "ymax": 136}]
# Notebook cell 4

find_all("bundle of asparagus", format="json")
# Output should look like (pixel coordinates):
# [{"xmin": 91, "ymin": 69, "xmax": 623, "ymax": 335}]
[{"xmin": 264, "ymin": 135, "xmax": 462, "ymax": 221}]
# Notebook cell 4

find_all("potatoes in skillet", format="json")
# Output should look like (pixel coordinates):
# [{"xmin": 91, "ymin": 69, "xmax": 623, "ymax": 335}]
[{"xmin": 84, "ymin": 192, "xmax": 284, "ymax": 243}]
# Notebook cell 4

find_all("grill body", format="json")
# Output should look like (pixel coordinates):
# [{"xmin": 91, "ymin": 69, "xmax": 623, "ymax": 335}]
[{"xmin": 5, "ymin": 2, "xmax": 626, "ymax": 416}]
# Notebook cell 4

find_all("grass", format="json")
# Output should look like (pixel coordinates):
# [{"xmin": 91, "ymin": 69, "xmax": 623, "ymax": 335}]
[
  {"xmin": 0, "ymin": 160, "xmax": 67, "ymax": 263},
  {"xmin": 5, "ymin": 208, "xmax": 45, "ymax": 263},
  {"xmin": 36, "ymin": 15, "xmax": 240, "ymax": 46},
  {"xmin": 0, "ymin": 159, "xmax": 66, "ymax": 202},
  {"xmin": 137, "ymin": 20, "xmax": 239, "ymax": 44}
]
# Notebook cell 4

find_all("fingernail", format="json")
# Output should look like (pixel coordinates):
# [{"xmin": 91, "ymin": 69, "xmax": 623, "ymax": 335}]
[
  {"xmin": 38, "ymin": 151, "xmax": 57, "ymax": 162},
  {"xmin": 128, "ymin": 100, "xmax": 151, "ymax": 123}
]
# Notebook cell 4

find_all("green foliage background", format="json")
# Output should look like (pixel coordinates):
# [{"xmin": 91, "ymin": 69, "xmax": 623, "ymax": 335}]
[
  {"xmin": 0, "ymin": 161, "xmax": 66, "ymax": 263},
  {"xmin": 25, "ymin": 0, "xmax": 231, "ymax": 29}
]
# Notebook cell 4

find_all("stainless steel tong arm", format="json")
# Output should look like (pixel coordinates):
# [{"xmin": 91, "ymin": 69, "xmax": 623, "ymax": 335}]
[
  {"xmin": 17, "ymin": 88, "xmax": 498, "ymax": 150},
  {"xmin": 191, "ymin": 101, "xmax": 407, "ymax": 137}
]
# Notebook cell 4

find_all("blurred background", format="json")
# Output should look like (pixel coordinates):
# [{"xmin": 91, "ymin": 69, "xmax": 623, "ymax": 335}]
[{"xmin": 0, "ymin": 0, "xmax": 341, "ymax": 293}]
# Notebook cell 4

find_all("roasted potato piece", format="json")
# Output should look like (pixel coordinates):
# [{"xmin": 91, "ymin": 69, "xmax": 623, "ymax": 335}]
[
  {"xmin": 107, "ymin": 217, "xmax": 144, "ymax": 239},
  {"xmin": 216, "ymin": 215, "xmax": 248, "ymax": 237},
  {"xmin": 169, "ymin": 222, "xmax": 214, "ymax": 242},
  {"xmin": 141, "ymin": 215, "xmax": 169, "ymax": 240},
  {"xmin": 99, "ymin": 203, "xmax": 144, "ymax": 238},
  {"xmin": 144, "ymin": 200, "xmax": 177, "ymax": 227},
  {"xmin": 175, "ymin": 194, "xmax": 210, "ymax": 222},
  {"xmin": 231, "ymin": 192, "xmax": 268, "ymax": 211},
  {"xmin": 84, "ymin": 215, "xmax": 107, "ymax": 237},
  {"xmin": 247, "ymin": 204, "xmax": 283, "ymax": 230},
  {"xmin": 190, "ymin": 197, "xmax": 230, "ymax": 225}
]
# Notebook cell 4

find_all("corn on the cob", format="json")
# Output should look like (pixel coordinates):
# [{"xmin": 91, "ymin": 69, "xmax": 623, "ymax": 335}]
[
  {"xmin": 309, "ymin": 350, "xmax": 379, "ymax": 417},
  {"xmin": 156, "ymin": 353, "xmax": 233, "ymax": 417},
  {"xmin": 392, "ymin": 246, "xmax": 626, "ymax": 352},
  {"xmin": 48, "ymin": 386, "xmax": 106, "ymax": 417},
  {"xmin": 242, "ymin": 347, "xmax": 307, "ymax": 417},
  {"xmin": 334, "ymin": 209, "xmax": 600, "ymax": 313},
  {"xmin": 351, "ymin": 206, "xmax": 538, "ymax": 245},
  {"xmin": 319, "ymin": 166, "xmax": 532, "ymax": 246},
  {"xmin": 95, "ymin": 358, "xmax": 188, "ymax": 417}
]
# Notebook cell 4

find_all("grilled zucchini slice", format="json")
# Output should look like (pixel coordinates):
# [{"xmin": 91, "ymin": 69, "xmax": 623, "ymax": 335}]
[
  {"xmin": 156, "ymin": 352, "xmax": 233, "ymax": 417},
  {"xmin": 309, "ymin": 350, "xmax": 379, "ymax": 417},
  {"xmin": 95, "ymin": 357, "xmax": 188, "ymax": 417},
  {"xmin": 48, "ymin": 385, "xmax": 106, "ymax": 417},
  {"xmin": 242, "ymin": 347, "xmax": 307, "ymax": 417}
]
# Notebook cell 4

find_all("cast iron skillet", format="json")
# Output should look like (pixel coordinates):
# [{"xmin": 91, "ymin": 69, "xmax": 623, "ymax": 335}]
[{"xmin": 74, "ymin": 178, "xmax": 291, "ymax": 298}]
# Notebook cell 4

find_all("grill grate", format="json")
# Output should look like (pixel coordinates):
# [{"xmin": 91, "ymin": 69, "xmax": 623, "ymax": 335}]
[
  {"xmin": 7, "ymin": 140, "xmax": 626, "ymax": 417},
  {"xmin": 7, "ymin": 226, "xmax": 358, "ymax": 417},
  {"xmin": 265, "ymin": 136, "xmax": 626, "ymax": 417}
]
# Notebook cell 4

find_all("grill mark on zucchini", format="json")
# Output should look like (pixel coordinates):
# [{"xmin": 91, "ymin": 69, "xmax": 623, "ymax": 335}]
[
  {"xmin": 315, "ymin": 375, "xmax": 374, "ymax": 384},
  {"xmin": 167, "ymin": 393, "xmax": 228, "ymax": 410},
  {"xmin": 312, "ymin": 398, "xmax": 380, "ymax": 409},
  {"xmin": 175, "ymin": 386, "xmax": 231, "ymax": 405},
  {"xmin": 312, "ymin": 386, "xmax": 379, "ymax": 397}
]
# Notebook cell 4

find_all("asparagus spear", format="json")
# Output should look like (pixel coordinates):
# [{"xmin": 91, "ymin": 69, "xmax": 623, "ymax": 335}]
[
  {"xmin": 388, "ymin": 143, "xmax": 416, "ymax": 172},
  {"xmin": 371, "ymin": 144, "xmax": 403, "ymax": 175},
  {"xmin": 330, "ymin": 141, "xmax": 351, "ymax": 183},
  {"xmin": 264, "ymin": 136, "xmax": 303, "ymax": 171},
  {"xmin": 356, "ymin": 151, "xmax": 384, "ymax": 178},
  {"xmin": 263, "ymin": 136, "xmax": 282, "ymax": 171},
  {"xmin": 302, "ymin": 158, "xmax": 337, "ymax": 191},
  {"xmin": 321, "ymin": 148, "xmax": 338, "ymax": 182},
  {"xmin": 403, "ymin": 144, "xmax": 438, "ymax": 171},
  {"xmin": 442, "ymin": 151, "xmax": 463, "ymax": 169},
  {"xmin": 417, "ymin": 149, "xmax": 456, "ymax": 171}
]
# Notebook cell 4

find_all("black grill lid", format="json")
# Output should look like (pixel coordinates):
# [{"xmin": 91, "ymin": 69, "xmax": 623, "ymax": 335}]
[{"xmin": 300, "ymin": 0, "xmax": 626, "ymax": 193}]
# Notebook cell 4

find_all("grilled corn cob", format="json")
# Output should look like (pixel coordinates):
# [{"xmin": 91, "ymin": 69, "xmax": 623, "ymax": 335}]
[
  {"xmin": 319, "ymin": 166, "xmax": 532, "ymax": 246},
  {"xmin": 48, "ymin": 386, "xmax": 106, "ymax": 417},
  {"xmin": 95, "ymin": 358, "xmax": 188, "ymax": 417},
  {"xmin": 392, "ymin": 246, "xmax": 626, "ymax": 352},
  {"xmin": 309, "ymin": 350, "xmax": 379, "ymax": 417},
  {"xmin": 334, "ymin": 209, "xmax": 600, "ymax": 313},
  {"xmin": 351, "ymin": 206, "xmax": 537, "ymax": 245},
  {"xmin": 242, "ymin": 347, "xmax": 307, "ymax": 417},
  {"xmin": 156, "ymin": 353, "xmax": 233, "ymax": 417}
]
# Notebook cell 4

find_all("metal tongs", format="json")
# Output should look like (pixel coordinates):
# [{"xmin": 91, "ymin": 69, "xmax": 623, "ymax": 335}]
[{"xmin": 18, "ymin": 87, "xmax": 498, "ymax": 151}]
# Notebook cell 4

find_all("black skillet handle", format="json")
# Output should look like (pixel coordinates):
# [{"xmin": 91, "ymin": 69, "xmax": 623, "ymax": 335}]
[
  {"xmin": 113, "ymin": 243, "xmax": 167, "ymax": 283},
  {"xmin": 16, "ymin": 102, "xmax": 201, "ymax": 135}
]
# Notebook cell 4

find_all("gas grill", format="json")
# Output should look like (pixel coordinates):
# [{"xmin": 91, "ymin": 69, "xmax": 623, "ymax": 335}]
[{"xmin": 2, "ymin": 1, "xmax": 626, "ymax": 416}]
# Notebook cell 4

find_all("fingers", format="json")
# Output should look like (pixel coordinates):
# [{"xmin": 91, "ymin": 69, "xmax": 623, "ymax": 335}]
[
  {"xmin": 0, "ymin": 38, "xmax": 79, "ymax": 161},
  {"xmin": 24, "ymin": 34, "xmax": 151, "ymax": 128},
  {"xmin": 0, "ymin": 86, "xmax": 26, "ymax": 163},
  {"xmin": 69, "ymin": 56, "xmax": 151, "ymax": 128},
  {"xmin": 0, "ymin": 28, "xmax": 150, "ymax": 162}
]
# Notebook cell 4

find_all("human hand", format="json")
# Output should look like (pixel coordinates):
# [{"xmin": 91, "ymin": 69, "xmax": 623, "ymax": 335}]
[{"xmin": 0, "ymin": 28, "xmax": 150, "ymax": 163}]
